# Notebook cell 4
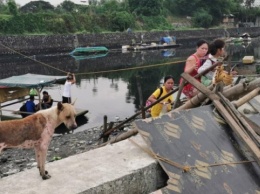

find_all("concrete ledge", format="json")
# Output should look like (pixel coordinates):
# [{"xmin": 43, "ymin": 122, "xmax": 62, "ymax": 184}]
[{"xmin": 0, "ymin": 134, "xmax": 167, "ymax": 194}]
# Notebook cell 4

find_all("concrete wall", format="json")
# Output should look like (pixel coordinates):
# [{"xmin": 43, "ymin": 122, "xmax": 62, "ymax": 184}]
[
  {"xmin": 0, "ymin": 135, "xmax": 168, "ymax": 194},
  {"xmin": 0, "ymin": 27, "xmax": 260, "ymax": 55}
]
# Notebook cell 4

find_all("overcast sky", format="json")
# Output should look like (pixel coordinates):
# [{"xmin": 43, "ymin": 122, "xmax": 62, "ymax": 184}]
[{"xmin": 14, "ymin": 0, "xmax": 87, "ymax": 7}]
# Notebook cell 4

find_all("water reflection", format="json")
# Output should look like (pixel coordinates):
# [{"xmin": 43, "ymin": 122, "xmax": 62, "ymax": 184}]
[
  {"xmin": 0, "ymin": 40, "xmax": 259, "ymax": 132},
  {"xmin": 161, "ymin": 49, "xmax": 176, "ymax": 57}
]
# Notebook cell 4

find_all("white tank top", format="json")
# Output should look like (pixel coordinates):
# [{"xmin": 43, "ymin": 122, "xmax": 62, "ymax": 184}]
[{"xmin": 62, "ymin": 81, "xmax": 72, "ymax": 97}]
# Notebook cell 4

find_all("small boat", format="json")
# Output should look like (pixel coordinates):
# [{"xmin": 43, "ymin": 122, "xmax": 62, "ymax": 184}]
[
  {"xmin": 70, "ymin": 46, "xmax": 108, "ymax": 56},
  {"xmin": 122, "ymin": 36, "xmax": 181, "ymax": 51},
  {"xmin": 0, "ymin": 74, "xmax": 88, "ymax": 124},
  {"xmin": 240, "ymin": 32, "xmax": 251, "ymax": 41},
  {"xmin": 71, "ymin": 52, "xmax": 108, "ymax": 61},
  {"xmin": 125, "ymin": 43, "xmax": 181, "ymax": 51},
  {"xmin": 225, "ymin": 33, "xmax": 251, "ymax": 44}
]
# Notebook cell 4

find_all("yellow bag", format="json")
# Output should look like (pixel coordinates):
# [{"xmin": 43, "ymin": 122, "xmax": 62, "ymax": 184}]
[
  {"xmin": 221, "ymin": 73, "xmax": 233, "ymax": 85},
  {"xmin": 214, "ymin": 66, "xmax": 233, "ymax": 86}
]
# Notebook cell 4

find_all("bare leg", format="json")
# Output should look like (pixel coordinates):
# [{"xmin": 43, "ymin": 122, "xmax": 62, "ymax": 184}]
[
  {"xmin": 41, "ymin": 148, "xmax": 51, "ymax": 180},
  {"xmin": 34, "ymin": 147, "xmax": 40, "ymax": 169}
]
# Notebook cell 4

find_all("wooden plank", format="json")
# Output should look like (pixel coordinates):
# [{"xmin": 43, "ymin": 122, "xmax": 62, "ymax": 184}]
[
  {"xmin": 218, "ymin": 92, "xmax": 260, "ymax": 147},
  {"xmin": 175, "ymin": 76, "xmax": 260, "ymax": 111},
  {"xmin": 181, "ymin": 72, "xmax": 220, "ymax": 101},
  {"xmin": 172, "ymin": 81, "xmax": 185, "ymax": 109},
  {"xmin": 181, "ymin": 72, "xmax": 260, "ymax": 165},
  {"xmin": 242, "ymin": 115, "xmax": 260, "ymax": 136},
  {"xmin": 232, "ymin": 88, "xmax": 260, "ymax": 108},
  {"xmin": 134, "ymin": 104, "xmax": 260, "ymax": 194}
]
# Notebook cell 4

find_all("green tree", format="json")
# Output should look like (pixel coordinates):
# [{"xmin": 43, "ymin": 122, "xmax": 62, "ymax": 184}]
[
  {"xmin": 128, "ymin": 0, "xmax": 163, "ymax": 16},
  {"xmin": 172, "ymin": 0, "xmax": 201, "ymax": 16},
  {"xmin": 0, "ymin": 0, "xmax": 8, "ymax": 13},
  {"xmin": 173, "ymin": 0, "xmax": 243, "ymax": 26},
  {"xmin": 89, "ymin": 0, "xmax": 99, "ymax": 6},
  {"xmin": 7, "ymin": 0, "xmax": 18, "ymax": 16},
  {"xmin": 236, "ymin": 6, "xmax": 260, "ymax": 23},
  {"xmin": 95, "ymin": 0, "xmax": 130, "ymax": 16},
  {"xmin": 19, "ymin": 1, "xmax": 55, "ymax": 13},
  {"xmin": 140, "ymin": 15, "xmax": 172, "ymax": 30},
  {"xmin": 244, "ymin": 0, "xmax": 255, "ymax": 8},
  {"xmin": 111, "ymin": 11, "xmax": 134, "ymax": 31},
  {"xmin": 62, "ymin": 14, "xmax": 77, "ymax": 32},
  {"xmin": 59, "ymin": 0, "xmax": 75, "ymax": 12},
  {"xmin": 163, "ymin": 0, "xmax": 178, "ymax": 15},
  {"xmin": 192, "ymin": 9, "xmax": 213, "ymax": 28},
  {"xmin": 7, "ymin": 15, "xmax": 24, "ymax": 33}
]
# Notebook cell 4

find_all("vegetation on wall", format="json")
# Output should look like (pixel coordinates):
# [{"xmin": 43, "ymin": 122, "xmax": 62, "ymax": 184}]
[{"xmin": 0, "ymin": 0, "xmax": 259, "ymax": 35}]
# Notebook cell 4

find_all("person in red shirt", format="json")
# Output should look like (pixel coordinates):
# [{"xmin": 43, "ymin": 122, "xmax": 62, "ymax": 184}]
[{"xmin": 181, "ymin": 39, "xmax": 209, "ymax": 99}]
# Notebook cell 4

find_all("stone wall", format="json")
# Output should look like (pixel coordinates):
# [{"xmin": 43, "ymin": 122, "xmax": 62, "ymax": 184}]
[{"xmin": 0, "ymin": 27, "xmax": 260, "ymax": 55}]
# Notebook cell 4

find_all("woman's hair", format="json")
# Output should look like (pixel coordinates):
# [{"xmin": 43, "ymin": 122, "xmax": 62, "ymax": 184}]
[
  {"xmin": 164, "ymin": 75, "xmax": 174, "ymax": 83},
  {"xmin": 209, "ymin": 39, "xmax": 225, "ymax": 55},
  {"xmin": 196, "ymin": 39, "xmax": 208, "ymax": 48},
  {"xmin": 67, "ymin": 73, "xmax": 73, "ymax": 80}
]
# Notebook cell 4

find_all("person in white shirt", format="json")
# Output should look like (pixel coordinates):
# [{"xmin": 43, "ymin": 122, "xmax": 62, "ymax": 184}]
[
  {"xmin": 198, "ymin": 39, "xmax": 236, "ymax": 86},
  {"xmin": 198, "ymin": 39, "xmax": 225, "ymax": 82},
  {"xmin": 62, "ymin": 72, "xmax": 76, "ymax": 103}
]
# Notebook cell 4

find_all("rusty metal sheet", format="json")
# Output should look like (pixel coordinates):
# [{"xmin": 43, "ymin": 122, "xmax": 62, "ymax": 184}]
[{"xmin": 134, "ymin": 105, "xmax": 260, "ymax": 194}]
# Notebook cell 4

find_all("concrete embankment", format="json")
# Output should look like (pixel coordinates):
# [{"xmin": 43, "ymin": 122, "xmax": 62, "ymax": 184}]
[
  {"xmin": 1, "ymin": 27, "xmax": 260, "ymax": 55},
  {"xmin": 0, "ymin": 134, "xmax": 167, "ymax": 194}
]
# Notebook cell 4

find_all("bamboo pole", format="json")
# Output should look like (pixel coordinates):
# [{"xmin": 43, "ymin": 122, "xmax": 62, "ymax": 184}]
[
  {"xmin": 232, "ymin": 88, "xmax": 260, "ymax": 108},
  {"xmin": 172, "ymin": 81, "xmax": 185, "ymax": 109},
  {"xmin": 181, "ymin": 72, "xmax": 260, "ymax": 166},
  {"xmin": 218, "ymin": 92, "xmax": 260, "ymax": 146},
  {"xmin": 175, "ymin": 78, "xmax": 260, "ymax": 111},
  {"xmin": 100, "ymin": 61, "xmax": 223, "ymax": 138},
  {"xmin": 99, "ymin": 128, "xmax": 138, "ymax": 147}
]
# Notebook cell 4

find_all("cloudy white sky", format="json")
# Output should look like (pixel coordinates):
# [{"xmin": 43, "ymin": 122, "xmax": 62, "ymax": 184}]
[{"xmin": 14, "ymin": 0, "xmax": 87, "ymax": 7}]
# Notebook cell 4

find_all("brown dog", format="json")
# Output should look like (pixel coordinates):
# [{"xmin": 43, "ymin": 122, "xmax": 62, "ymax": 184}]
[{"xmin": 0, "ymin": 102, "xmax": 77, "ymax": 180}]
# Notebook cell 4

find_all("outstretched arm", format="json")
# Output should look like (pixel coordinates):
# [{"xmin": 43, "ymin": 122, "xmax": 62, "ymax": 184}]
[
  {"xmin": 184, "ymin": 56, "xmax": 197, "ymax": 74},
  {"xmin": 71, "ymin": 73, "xmax": 76, "ymax": 84}
]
